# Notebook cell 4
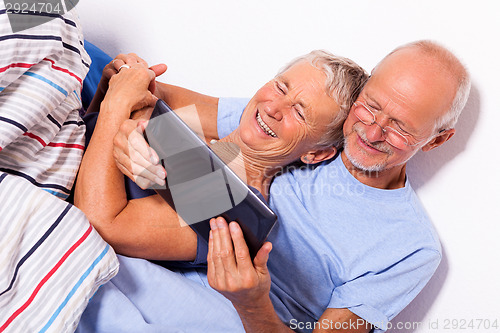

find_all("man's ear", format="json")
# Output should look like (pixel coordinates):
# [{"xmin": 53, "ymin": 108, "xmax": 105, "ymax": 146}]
[
  {"xmin": 421, "ymin": 128, "xmax": 455, "ymax": 152},
  {"xmin": 300, "ymin": 146, "xmax": 337, "ymax": 164}
]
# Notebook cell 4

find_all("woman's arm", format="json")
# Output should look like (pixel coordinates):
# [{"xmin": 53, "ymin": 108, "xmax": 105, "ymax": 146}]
[
  {"xmin": 84, "ymin": 52, "xmax": 220, "ymax": 189},
  {"xmin": 97, "ymin": 195, "xmax": 197, "ymax": 261},
  {"xmin": 74, "ymin": 64, "xmax": 197, "ymax": 261},
  {"xmin": 112, "ymin": 90, "xmax": 220, "ymax": 189}
]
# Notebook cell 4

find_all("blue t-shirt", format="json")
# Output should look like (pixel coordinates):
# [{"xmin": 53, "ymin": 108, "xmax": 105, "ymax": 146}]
[
  {"xmin": 78, "ymin": 97, "xmax": 442, "ymax": 333},
  {"xmin": 217, "ymin": 98, "xmax": 442, "ymax": 332}
]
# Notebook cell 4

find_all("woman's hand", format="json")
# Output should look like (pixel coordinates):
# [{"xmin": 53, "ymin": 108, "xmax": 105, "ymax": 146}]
[
  {"xmin": 113, "ymin": 118, "xmax": 166, "ymax": 189},
  {"xmin": 86, "ymin": 53, "xmax": 167, "ymax": 115},
  {"xmin": 103, "ymin": 63, "xmax": 159, "ymax": 116},
  {"xmin": 100, "ymin": 53, "xmax": 167, "ymax": 96}
]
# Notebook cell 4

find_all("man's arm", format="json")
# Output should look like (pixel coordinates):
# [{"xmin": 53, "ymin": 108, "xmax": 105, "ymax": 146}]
[
  {"xmin": 85, "ymin": 52, "xmax": 221, "ymax": 141},
  {"xmin": 155, "ymin": 82, "xmax": 220, "ymax": 141},
  {"xmin": 207, "ymin": 217, "xmax": 372, "ymax": 333},
  {"xmin": 316, "ymin": 309, "xmax": 373, "ymax": 332}
]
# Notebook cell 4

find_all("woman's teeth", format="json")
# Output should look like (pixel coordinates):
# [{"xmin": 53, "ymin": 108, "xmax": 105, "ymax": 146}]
[{"xmin": 256, "ymin": 112, "xmax": 277, "ymax": 137}]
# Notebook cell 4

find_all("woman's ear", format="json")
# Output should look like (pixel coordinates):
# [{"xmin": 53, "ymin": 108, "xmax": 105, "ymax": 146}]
[
  {"xmin": 300, "ymin": 146, "xmax": 337, "ymax": 164},
  {"xmin": 421, "ymin": 128, "xmax": 455, "ymax": 152}
]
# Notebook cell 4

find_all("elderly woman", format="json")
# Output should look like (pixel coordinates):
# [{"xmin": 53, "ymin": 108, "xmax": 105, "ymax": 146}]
[{"xmin": 74, "ymin": 50, "xmax": 367, "ymax": 263}]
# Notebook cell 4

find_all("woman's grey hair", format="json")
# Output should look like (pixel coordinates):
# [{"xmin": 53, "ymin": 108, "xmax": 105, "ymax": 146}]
[
  {"xmin": 277, "ymin": 50, "xmax": 368, "ymax": 149},
  {"xmin": 377, "ymin": 40, "xmax": 471, "ymax": 133}
]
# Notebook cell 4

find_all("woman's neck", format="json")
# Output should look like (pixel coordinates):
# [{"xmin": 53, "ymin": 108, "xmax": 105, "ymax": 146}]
[{"xmin": 211, "ymin": 131, "xmax": 283, "ymax": 201}]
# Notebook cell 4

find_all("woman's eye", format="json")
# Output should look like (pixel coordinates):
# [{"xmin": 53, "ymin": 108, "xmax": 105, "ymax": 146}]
[
  {"xmin": 275, "ymin": 82, "xmax": 286, "ymax": 94},
  {"xmin": 294, "ymin": 106, "xmax": 305, "ymax": 120}
]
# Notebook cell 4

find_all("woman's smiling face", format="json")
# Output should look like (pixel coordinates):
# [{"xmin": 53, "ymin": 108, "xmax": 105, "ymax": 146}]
[{"xmin": 237, "ymin": 61, "xmax": 340, "ymax": 165}]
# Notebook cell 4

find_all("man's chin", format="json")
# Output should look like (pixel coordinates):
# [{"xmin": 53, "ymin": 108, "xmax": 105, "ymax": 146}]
[{"xmin": 344, "ymin": 143, "xmax": 387, "ymax": 173}]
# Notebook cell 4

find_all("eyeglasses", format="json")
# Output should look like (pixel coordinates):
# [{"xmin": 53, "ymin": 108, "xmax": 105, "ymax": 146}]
[{"xmin": 352, "ymin": 101, "xmax": 424, "ymax": 149}]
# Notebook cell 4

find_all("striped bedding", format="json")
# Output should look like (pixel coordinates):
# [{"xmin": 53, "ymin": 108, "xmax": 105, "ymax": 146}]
[
  {"xmin": 0, "ymin": 1, "xmax": 89, "ymax": 199},
  {"xmin": 0, "ymin": 172, "xmax": 119, "ymax": 332},
  {"xmin": 0, "ymin": 3, "xmax": 119, "ymax": 332}
]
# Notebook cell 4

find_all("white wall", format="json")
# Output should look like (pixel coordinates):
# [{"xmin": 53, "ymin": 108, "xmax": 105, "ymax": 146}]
[{"xmin": 76, "ymin": 1, "xmax": 500, "ymax": 332}]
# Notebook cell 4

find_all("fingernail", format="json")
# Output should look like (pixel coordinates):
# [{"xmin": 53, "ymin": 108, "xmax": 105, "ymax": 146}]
[
  {"xmin": 155, "ymin": 167, "xmax": 165, "ymax": 178},
  {"xmin": 229, "ymin": 222, "xmax": 238, "ymax": 233},
  {"xmin": 217, "ymin": 218, "xmax": 225, "ymax": 228},
  {"xmin": 149, "ymin": 150, "xmax": 158, "ymax": 164},
  {"xmin": 155, "ymin": 177, "xmax": 165, "ymax": 186},
  {"xmin": 210, "ymin": 218, "xmax": 217, "ymax": 230}
]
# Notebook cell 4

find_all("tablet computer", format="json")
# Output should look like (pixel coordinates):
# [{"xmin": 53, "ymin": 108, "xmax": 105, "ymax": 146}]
[{"xmin": 144, "ymin": 99, "xmax": 277, "ymax": 258}]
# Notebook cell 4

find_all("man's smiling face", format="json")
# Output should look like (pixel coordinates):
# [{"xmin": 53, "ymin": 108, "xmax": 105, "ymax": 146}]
[{"xmin": 342, "ymin": 47, "xmax": 458, "ymax": 173}]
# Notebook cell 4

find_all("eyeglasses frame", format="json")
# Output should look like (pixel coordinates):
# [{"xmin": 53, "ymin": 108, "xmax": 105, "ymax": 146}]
[{"xmin": 352, "ymin": 101, "xmax": 428, "ymax": 148}]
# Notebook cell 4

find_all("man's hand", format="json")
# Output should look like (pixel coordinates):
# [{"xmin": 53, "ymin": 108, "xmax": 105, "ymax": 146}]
[
  {"xmin": 207, "ymin": 217, "xmax": 298, "ymax": 333},
  {"xmin": 207, "ymin": 217, "xmax": 273, "ymax": 309},
  {"xmin": 113, "ymin": 118, "xmax": 166, "ymax": 189},
  {"xmin": 206, "ymin": 217, "xmax": 373, "ymax": 333}
]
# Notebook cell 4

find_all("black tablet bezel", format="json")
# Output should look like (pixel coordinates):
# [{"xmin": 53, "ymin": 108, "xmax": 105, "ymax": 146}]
[{"xmin": 144, "ymin": 99, "xmax": 277, "ymax": 258}]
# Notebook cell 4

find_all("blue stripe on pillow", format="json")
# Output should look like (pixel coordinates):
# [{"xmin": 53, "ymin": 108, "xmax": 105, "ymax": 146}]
[{"xmin": 39, "ymin": 244, "xmax": 112, "ymax": 333}]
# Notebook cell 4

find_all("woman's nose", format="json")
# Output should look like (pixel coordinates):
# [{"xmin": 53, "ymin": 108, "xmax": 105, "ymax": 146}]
[
  {"xmin": 263, "ymin": 99, "xmax": 287, "ymax": 121},
  {"xmin": 264, "ymin": 96, "xmax": 291, "ymax": 121}
]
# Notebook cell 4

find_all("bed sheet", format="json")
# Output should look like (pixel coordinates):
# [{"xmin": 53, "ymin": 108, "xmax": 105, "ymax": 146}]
[{"xmin": 77, "ymin": 255, "xmax": 244, "ymax": 333}]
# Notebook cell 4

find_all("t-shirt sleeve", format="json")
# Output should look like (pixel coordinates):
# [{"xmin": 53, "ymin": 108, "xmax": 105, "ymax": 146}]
[
  {"xmin": 217, "ymin": 97, "xmax": 250, "ymax": 138},
  {"xmin": 328, "ymin": 248, "xmax": 441, "ymax": 332}
]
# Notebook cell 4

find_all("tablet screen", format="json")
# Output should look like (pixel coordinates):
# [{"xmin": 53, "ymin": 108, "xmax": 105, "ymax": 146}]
[{"xmin": 144, "ymin": 100, "xmax": 277, "ymax": 258}]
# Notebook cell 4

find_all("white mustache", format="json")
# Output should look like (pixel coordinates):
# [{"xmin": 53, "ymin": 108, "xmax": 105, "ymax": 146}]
[{"xmin": 353, "ymin": 124, "xmax": 393, "ymax": 155}]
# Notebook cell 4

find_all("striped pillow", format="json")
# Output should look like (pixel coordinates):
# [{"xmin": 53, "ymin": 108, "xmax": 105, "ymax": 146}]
[
  {"xmin": 0, "ymin": 172, "xmax": 119, "ymax": 332},
  {"xmin": 0, "ymin": 3, "xmax": 90, "ymax": 200}
]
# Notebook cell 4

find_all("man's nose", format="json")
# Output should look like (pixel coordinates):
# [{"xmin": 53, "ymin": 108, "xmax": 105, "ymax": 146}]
[{"xmin": 364, "ymin": 115, "xmax": 389, "ymax": 143}]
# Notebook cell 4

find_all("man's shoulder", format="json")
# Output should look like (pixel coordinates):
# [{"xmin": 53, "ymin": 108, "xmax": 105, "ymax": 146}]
[
  {"xmin": 217, "ymin": 97, "xmax": 250, "ymax": 137},
  {"xmin": 270, "ymin": 156, "xmax": 441, "ymax": 253}
]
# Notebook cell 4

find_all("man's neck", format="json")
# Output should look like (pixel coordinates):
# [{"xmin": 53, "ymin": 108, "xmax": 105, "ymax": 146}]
[{"xmin": 340, "ymin": 151, "xmax": 407, "ymax": 190}]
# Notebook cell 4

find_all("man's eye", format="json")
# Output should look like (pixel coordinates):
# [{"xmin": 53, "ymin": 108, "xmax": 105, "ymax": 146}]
[
  {"xmin": 367, "ymin": 103, "xmax": 378, "ymax": 112},
  {"xmin": 393, "ymin": 122, "xmax": 410, "ymax": 136}
]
